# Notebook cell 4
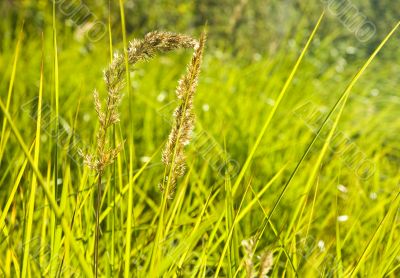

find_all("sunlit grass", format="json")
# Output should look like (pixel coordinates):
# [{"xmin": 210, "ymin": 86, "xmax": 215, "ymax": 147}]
[{"xmin": 0, "ymin": 1, "xmax": 400, "ymax": 277}]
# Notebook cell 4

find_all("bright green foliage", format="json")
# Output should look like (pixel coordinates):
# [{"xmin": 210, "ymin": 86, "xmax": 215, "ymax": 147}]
[{"xmin": 0, "ymin": 1, "xmax": 400, "ymax": 277}]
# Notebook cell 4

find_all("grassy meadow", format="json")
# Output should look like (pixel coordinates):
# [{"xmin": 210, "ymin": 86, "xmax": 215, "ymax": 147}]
[{"xmin": 0, "ymin": 1, "xmax": 400, "ymax": 277}]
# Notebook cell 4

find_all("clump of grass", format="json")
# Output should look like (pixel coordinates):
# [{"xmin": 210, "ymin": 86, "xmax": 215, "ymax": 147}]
[{"xmin": 81, "ymin": 30, "xmax": 204, "ymax": 276}]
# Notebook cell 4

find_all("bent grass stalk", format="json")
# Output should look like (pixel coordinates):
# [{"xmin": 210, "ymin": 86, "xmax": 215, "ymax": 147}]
[
  {"xmin": 81, "ymin": 31, "xmax": 204, "ymax": 276},
  {"xmin": 149, "ymin": 31, "xmax": 206, "ymax": 275}
]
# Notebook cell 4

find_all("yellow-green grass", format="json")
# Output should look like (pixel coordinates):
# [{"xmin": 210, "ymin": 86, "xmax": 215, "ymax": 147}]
[{"xmin": 0, "ymin": 1, "xmax": 400, "ymax": 277}]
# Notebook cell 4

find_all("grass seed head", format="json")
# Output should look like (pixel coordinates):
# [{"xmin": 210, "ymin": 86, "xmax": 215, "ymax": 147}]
[
  {"xmin": 83, "ymin": 31, "xmax": 202, "ymax": 175},
  {"xmin": 258, "ymin": 250, "xmax": 273, "ymax": 278},
  {"xmin": 161, "ymin": 31, "xmax": 206, "ymax": 198}
]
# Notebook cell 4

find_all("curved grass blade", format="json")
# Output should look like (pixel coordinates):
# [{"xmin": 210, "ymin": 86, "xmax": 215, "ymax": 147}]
[
  {"xmin": 252, "ymin": 19, "xmax": 400, "ymax": 265},
  {"xmin": 231, "ymin": 12, "xmax": 325, "ymax": 194}
]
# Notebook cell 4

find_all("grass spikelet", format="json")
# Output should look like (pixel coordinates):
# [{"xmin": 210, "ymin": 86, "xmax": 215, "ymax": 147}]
[
  {"xmin": 242, "ymin": 237, "xmax": 274, "ymax": 278},
  {"xmin": 241, "ymin": 238, "xmax": 256, "ymax": 278},
  {"xmin": 161, "ymin": 31, "xmax": 206, "ymax": 198},
  {"xmin": 258, "ymin": 250, "xmax": 274, "ymax": 278}
]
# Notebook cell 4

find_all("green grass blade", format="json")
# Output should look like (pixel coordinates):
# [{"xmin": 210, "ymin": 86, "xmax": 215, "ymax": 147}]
[
  {"xmin": 231, "ymin": 12, "xmax": 325, "ymax": 194},
  {"xmin": 254, "ymin": 19, "xmax": 400, "ymax": 264},
  {"xmin": 0, "ymin": 23, "xmax": 23, "ymax": 159},
  {"xmin": 21, "ymin": 33, "xmax": 44, "ymax": 278}
]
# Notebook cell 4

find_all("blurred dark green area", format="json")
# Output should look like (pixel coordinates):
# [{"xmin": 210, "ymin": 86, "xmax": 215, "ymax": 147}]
[{"xmin": 1, "ymin": 0, "xmax": 399, "ymax": 60}]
